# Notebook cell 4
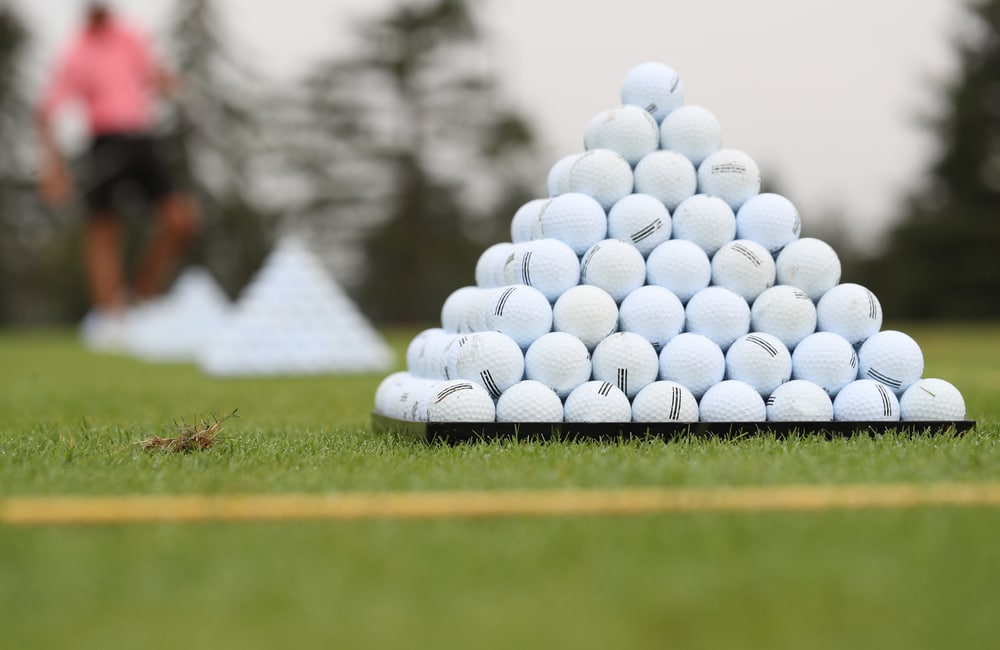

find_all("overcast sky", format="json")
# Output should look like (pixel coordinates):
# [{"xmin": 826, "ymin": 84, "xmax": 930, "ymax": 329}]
[{"xmin": 15, "ymin": 0, "xmax": 964, "ymax": 247}]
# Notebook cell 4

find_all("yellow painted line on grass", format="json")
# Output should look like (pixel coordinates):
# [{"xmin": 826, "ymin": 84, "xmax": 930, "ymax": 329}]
[{"xmin": 4, "ymin": 483, "xmax": 1000, "ymax": 526}]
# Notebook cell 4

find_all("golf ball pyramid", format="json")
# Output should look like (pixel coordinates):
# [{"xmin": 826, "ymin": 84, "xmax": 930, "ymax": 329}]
[{"xmin": 374, "ymin": 62, "xmax": 967, "ymax": 424}]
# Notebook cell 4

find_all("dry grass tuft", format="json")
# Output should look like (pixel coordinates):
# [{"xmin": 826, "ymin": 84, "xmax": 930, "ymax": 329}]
[{"xmin": 141, "ymin": 408, "xmax": 238, "ymax": 453}]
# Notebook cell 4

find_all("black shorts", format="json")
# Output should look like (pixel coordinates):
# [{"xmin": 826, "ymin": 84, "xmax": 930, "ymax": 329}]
[{"xmin": 83, "ymin": 133, "xmax": 175, "ymax": 215}]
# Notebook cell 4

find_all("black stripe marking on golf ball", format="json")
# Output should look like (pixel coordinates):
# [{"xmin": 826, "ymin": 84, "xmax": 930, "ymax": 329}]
[
  {"xmin": 849, "ymin": 352, "xmax": 858, "ymax": 369},
  {"xmin": 435, "ymin": 382, "xmax": 474, "ymax": 403},
  {"xmin": 598, "ymin": 382, "xmax": 613, "ymax": 396},
  {"xmin": 645, "ymin": 102, "xmax": 658, "ymax": 114},
  {"xmin": 746, "ymin": 334, "xmax": 780, "ymax": 358},
  {"xmin": 521, "ymin": 251, "xmax": 532, "ymax": 286},
  {"xmin": 793, "ymin": 290, "xmax": 810, "ymax": 301},
  {"xmin": 793, "ymin": 213, "xmax": 802, "ymax": 236},
  {"xmin": 618, "ymin": 368, "xmax": 628, "ymax": 395},
  {"xmin": 480, "ymin": 370, "xmax": 502, "ymax": 398},
  {"xmin": 876, "ymin": 383, "xmax": 893, "ymax": 418},
  {"xmin": 495, "ymin": 287, "xmax": 516, "ymax": 316},
  {"xmin": 670, "ymin": 386, "xmax": 682, "ymax": 420},
  {"xmin": 732, "ymin": 243, "xmax": 763, "ymax": 267},
  {"xmin": 867, "ymin": 291, "xmax": 878, "ymax": 320},
  {"xmin": 866, "ymin": 368, "xmax": 902, "ymax": 390},
  {"xmin": 631, "ymin": 219, "xmax": 662, "ymax": 243},
  {"xmin": 765, "ymin": 396, "xmax": 776, "ymax": 406},
  {"xmin": 580, "ymin": 244, "xmax": 601, "ymax": 280}
]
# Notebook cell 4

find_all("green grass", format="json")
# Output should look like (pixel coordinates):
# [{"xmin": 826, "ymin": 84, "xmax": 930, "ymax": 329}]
[{"xmin": 1, "ymin": 323, "xmax": 999, "ymax": 649}]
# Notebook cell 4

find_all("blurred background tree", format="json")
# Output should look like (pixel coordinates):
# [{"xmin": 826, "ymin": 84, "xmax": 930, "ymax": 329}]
[
  {"xmin": 282, "ymin": 0, "xmax": 540, "ymax": 323},
  {"xmin": 858, "ymin": 0, "xmax": 1000, "ymax": 318},
  {"xmin": 163, "ymin": 0, "xmax": 280, "ymax": 297},
  {"xmin": 0, "ymin": 3, "xmax": 82, "ymax": 324}
]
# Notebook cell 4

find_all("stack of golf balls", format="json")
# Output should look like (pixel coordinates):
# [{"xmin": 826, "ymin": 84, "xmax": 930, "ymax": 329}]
[{"xmin": 374, "ymin": 62, "xmax": 966, "ymax": 424}]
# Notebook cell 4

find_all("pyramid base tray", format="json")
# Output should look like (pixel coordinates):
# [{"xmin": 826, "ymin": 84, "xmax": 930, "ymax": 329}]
[{"xmin": 372, "ymin": 413, "xmax": 976, "ymax": 444}]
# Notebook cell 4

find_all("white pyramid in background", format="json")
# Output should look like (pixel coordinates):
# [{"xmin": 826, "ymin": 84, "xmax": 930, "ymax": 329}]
[
  {"xmin": 124, "ymin": 265, "xmax": 231, "ymax": 362},
  {"xmin": 198, "ymin": 236, "xmax": 394, "ymax": 376}
]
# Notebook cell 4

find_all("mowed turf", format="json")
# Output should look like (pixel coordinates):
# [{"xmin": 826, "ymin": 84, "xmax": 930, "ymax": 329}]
[{"xmin": 1, "ymin": 323, "xmax": 999, "ymax": 649}]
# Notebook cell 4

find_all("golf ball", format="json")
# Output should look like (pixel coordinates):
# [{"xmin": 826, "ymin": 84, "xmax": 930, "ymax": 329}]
[
  {"xmin": 899, "ymin": 378, "xmax": 966, "ymax": 421},
  {"xmin": 765, "ymin": 379, "xmax": 834, "ymax": 422},
  {"xmin": 833, "ymin": 379, "xmax": 900, "ymax": 421},
  {"xmin": 591, "ymin": 331, "xmax": 660, "ymax": 399},
  {"xmin": 496, "ymin": 380, "xmax": 565, "ymax": 422},
  {"xmin": 620, "ymin": 61, "xmax": 685, "ymax": 122},
  {"xmin": 524, "ymin": 331, "xmax": 593, "ymax": 398},
  {"xmin": 631, "ymin": 381, "xmax": 699, "ymax": 422},
  {"xmin": 697, "ymin": 148, "xmax": 761, "ymax": 210},
  {"xmin": 564, "ymin": 380, "xmax": 633, "ymax": 423},
  {"xmin": 658, "ymin": 332, "xmax": 726, "ymax": 399},
  {"xmin": 659, "ymin": 105, "xmax": 722, "ymax": 166},
  {"xmin": 633, "ymin": 150, "xmax": 698, "ymax": 211},
  {"xmin": 699, "ymin": 380, "xmax": 766, "ymax": 422},
  {"xmin": 670, "ymin": 194, "xmax": 736, "ymax": 256},
  {"xmin": 607, "ymin": 193, "xmax": 672, "ymax": 257},
  {"xmin": 645, "ymin": 239, "xmax": 712, "ymax": 302}
]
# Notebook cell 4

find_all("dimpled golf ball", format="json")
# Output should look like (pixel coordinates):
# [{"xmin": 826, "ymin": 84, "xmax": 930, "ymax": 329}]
[
  {"xmin": 631, "ymin": 381, "xmax": 699, "ymax": 422},
  {"xmin": 510, "ymin": 200, "xmax": 546, "ymax": 244},
  {"xmin": 408, "ymin": 328, "xmax": 455, "ymax": 378},
  {"xmin": 552, "ymin": 285, "xmax": 619, "ymax": 351},
  {"xmin": 697, "ymin": 148, "xmax": 761, "ymax": 210},
  {"xmin": 684, "ymin": 286, "xmax": 750, "ymax": 350},
  {"xmin": 775, "ymin": 238, "xmax": 841, "ymax": 301},
  {"xmin": 580, "ymin": 239, "xmax": 647, "ymax": 303},
  {"xmin": 791, "ymin": 331, "xmax": 858, "ymax": 398},
  {"xmin": 475, "ymin": 243, "xmax": 514, "ymax": 288},
  {"xmin": 618, "ymin": 285, "xmax": 685, "ymax": 351},
  {"xmin": 620, "ymin": 61, "xmax": 685, "ymax": 122},
  {"xmin": 699, "ymin": 380, "xmax": 766, "ymax": 422},
  {"xmin": 607, "ymin": 193, "xmax": 672, "ymax": 257},
  {"xmin": 645, "ymin": 239, "xmax": 712, "ymax": 302},
  {"xmin": 374, "ymin": 370, "xmax": 412, "ymax": 416},
  {"xmin": 658, "ymin": 332, "xmax": 726, "ymax": 399},
  {"xmin": 725, "ymin": 332, "xmax": 792, "ymax": 398},
  {"xmin": 750, "ymin": 285, "xmax": 817, "ymax": 350},
  {"xmin": 524, "ymin": 331, "xmax": 593, "ymax": 398},
  {"xmin": 765, "ymin": 380, "xmax": 834, "ymax": 422},
  {"xmin": 899, "ymin": 378, "xmax": 966, "ymax": 421},
  {"xmin": 659, "ymin": 105, "xmax": 722, "ymax": 166},
  {"xmin": 633, "ymin": 150, "xmax": 698, "ymax": 211},
  {"xmin": 710, "ymin": 239, "xmax": 776, "ymax": 302},
  {"xmin": 591, "ymin": 331, "xmax": 660, "ymax": 399},
  {"xmin": 735, "ymin": 193, "xmax": 801, "ymax": 254},
  {"xmin": 670, "ymin": 194, "xmax": 736, "ymax": 256},
  {"xmin": 816, "ymin": 283, "xmax": 883, "ymax": 345},
  {"xmin": 426, "ymin": 379, "xmax": 497, "ymax": 422},
  {"xmin": 441, "ymin": 287, "xmax": 482, "ymax": 332},
  {"xmin": 532, "ymin": 193, "xmax": 608, "ymax": 255},
  {"xmin": 389, "ymin": 375, "xmax": 441, "ymax": 421},
  {"xmin": 447, "ymin": 331, "xmax": 525, "ymax": 399},
  {"xmin": 857, "ymin": 330, "xmax": 924, "ymax": 396},
  {"xmin": 583, "ymin": 105, "xmax": 660, "ymax": 166},
  {"xmin": 563, "ymin": 380, "xmax": 633, "ymax": 423},
  {"xmin": 485, "ymin": 285, "xmax": 553, "ymax": 349},
  {"xmin": 833, "ymin": 379, "xmax": 900, "ymax": 421},
  {"xmin": 547, "ymin": 154, "xmax": 581, "ymax": 197},
  {"xmin": 566, "ymin": 148, "xmax": 634, "ymax": 210},
  {"xmin": 496, "ymin": 380, "xmax": 564, "ymax": 422},
  {"xmin": 503, "ymin": 238, "xmax": 581, "ymax": 302}
]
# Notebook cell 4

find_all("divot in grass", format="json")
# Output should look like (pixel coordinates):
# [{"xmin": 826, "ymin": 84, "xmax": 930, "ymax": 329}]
[{"xmin": 140, "ymin": 408, "xmax": 238, "ymax": 453}]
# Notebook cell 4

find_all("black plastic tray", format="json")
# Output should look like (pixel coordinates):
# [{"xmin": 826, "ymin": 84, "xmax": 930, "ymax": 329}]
[{"xmin": 372, "ymin": 413, "xmax": 976, "ymax": 444}]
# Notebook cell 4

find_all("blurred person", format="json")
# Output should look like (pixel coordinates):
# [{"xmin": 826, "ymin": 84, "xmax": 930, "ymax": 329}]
[{"xmin": 35, "ymin": 1, "xmax": 198, "ymax": 350}]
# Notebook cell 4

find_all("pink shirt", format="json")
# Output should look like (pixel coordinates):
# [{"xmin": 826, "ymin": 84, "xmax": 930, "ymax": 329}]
[{"xmin": 39, "ymin": 19, "xmax": 159, "ymax": 136}]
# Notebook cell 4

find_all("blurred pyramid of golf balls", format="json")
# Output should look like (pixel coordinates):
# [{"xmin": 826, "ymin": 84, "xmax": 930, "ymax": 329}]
[
  {"xmin": 198, "ymin": 236, "xmax": 394, "ymax": 376},
  {"xmin": 374, "ymin": 62, "xmax": 967, "ymax": 424}
]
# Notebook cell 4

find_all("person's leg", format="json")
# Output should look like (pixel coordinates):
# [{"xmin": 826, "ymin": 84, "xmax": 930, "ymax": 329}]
[
  {"xmin": 84, "ymin": 214, "xmax": 127, "ymax": 312},
  {"xmin": 133, "ymin": 192, "xmax": 199, "ymax": 299}
]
